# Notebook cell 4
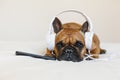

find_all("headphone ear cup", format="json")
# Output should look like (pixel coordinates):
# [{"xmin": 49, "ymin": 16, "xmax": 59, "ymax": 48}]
[
  {"xmin": 47, "ymin": 33, "xmax": 56, "ymax": 50},
  {"xmin": 85, "ymin": 32, "xmax": 94, "ymax": 50}
]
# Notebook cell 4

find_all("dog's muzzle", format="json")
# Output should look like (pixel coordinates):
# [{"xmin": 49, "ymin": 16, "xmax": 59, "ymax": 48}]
[{"xmin": 58, "ymin": 46, "xmax": 83, "ymax": 62}]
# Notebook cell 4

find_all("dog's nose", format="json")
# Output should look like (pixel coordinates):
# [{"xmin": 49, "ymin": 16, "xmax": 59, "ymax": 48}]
[{"xmin": 65, "ymin": 49, "xmax": 73, "ymax": 54}]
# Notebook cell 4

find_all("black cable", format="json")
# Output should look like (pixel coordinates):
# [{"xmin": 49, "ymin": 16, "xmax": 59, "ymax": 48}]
[{"xmin": 15, "ymin": 51, "xmax": 56, "ymax": 60}]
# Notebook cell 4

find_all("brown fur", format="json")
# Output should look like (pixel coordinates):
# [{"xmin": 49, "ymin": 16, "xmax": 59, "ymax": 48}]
[{"xmin": 45, "ymin": 22, "xmax": 106, "ymax": 59}]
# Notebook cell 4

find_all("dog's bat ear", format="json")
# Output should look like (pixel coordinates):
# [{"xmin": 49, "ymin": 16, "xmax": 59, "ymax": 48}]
[
  {"xmin": 81, "ymin": 21, "xmax": 89, "ymax": 33},
  {"xmin": 52, "ymin": 17, "xmax": 62, "ymax": 33}
]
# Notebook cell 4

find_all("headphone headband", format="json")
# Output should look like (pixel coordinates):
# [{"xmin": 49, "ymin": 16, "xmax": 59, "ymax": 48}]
[
  {"xmin": 47, "ymin": 10, "xmax": 94, "ymax": 50},
  {"xmin": 56, "ymin": 10, "xmax": 93, "ymax": 32}
]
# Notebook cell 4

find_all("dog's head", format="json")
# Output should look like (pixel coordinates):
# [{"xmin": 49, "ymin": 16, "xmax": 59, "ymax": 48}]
[{"xmin": 52, "ymin": 17, "xmax": 89, "ymax": 62}]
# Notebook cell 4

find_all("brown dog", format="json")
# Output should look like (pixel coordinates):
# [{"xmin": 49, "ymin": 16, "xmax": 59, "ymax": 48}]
[{"xmin": 45, "ymin": 17, "xmax": 106, "ymax": 62}]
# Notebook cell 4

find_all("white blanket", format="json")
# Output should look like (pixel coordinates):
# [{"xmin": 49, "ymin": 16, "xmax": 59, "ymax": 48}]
[{"xmin": 0, "ymin": 42, "xmax": 120, "ymax": 80}]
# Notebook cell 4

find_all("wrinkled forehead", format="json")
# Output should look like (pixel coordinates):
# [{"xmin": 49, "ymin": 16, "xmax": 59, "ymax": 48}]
[{"xmin": 55, "ymin": 28, "xmax": 85, "ymax": 44}]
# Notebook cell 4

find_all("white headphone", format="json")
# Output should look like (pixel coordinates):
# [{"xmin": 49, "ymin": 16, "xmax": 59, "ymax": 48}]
[{"xmin": 47, "ymin": 10, "xmax": 94, "ymax": 51}]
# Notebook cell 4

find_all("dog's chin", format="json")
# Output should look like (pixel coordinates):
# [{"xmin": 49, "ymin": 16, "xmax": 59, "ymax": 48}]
[{"xmin": 57, "ymin": 55, "xmax": 83, "ymax": 62}]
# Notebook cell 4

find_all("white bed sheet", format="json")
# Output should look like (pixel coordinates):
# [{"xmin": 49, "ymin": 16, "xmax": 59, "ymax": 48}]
[{"xmin": 0, "ymin": 42, "xmax": 120, "ymax": 80}]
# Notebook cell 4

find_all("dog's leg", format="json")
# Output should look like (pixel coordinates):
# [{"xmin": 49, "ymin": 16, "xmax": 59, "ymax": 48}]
[
  {"xmin": 90, "ymin": 46, "xmax": 107, "ymax": 58},
  {"xmin": 90, "ymin": 47, "xmax": 101, "ymax": 58},
  {"xmin": 90, "ymin": 48, "xmax": 106, "ymax": 58},
  {"xmin": 45, "ymin": 48, "xmax": 54, "ymax": 57},
  {"xmin": 90, "ymin": 34, "xmax": 107, "ymax": 58}
]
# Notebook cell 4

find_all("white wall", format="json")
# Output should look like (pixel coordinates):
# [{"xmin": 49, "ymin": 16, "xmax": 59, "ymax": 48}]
[{"xmin": 0, "ymin": 0, "xmax": 120, "ymax": 43}]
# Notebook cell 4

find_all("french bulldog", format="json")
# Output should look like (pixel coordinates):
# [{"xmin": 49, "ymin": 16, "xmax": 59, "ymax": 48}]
[{"xmin": 45, "ymin": 17, "xmax": 106, "ymax": 62}]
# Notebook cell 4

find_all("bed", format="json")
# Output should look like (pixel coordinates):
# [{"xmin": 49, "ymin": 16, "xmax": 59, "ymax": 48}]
[{"xmin": 0, "ymin": 41, "xmax": 120, "ymax": 80}]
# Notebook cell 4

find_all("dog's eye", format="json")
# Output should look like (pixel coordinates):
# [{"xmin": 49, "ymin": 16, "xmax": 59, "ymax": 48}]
[
  {"xmin": 75, "ymin": 41, "xmax": 83, "ymax": 48},
  {"xmin": 56, "ymin": 41, "xmax": 64, "ymax": 49}
]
